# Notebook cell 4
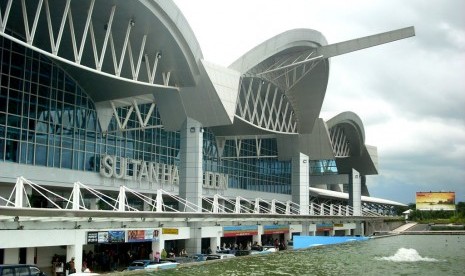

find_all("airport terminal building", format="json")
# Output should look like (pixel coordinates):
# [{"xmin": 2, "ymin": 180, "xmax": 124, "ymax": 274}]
[{"xmin": 0, "ymin": 0, "xmax": 412, "ymax": 270}]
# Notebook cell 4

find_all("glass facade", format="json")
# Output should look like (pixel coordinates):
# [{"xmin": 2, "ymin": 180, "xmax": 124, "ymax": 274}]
[
  {"xmin": 203, "ymin": 130, "xmax": 292, "ymax": 194},
  {"xmin": 310, "ymin": 159, "xmax": 338, "ymax": 175},
  {"xmin": 0, "ymin": 35, "xmax": 292, "ymax": 194},
  {"xmin": 0, "ymin": 35, "xmax": 179, "ymax": 173}
]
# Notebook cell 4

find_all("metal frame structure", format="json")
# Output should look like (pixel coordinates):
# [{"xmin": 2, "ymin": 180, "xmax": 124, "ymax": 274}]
[
  {"xmin": 0, "ymin": 0, "xmax": 177, "ymax": 90},
  {"xmin": 330, "ymin": 126, "xmax": 351, "ymax": 158},
  {"xmin": 0, "ymin": 177, "xmax": 394, "ymax": 218}
]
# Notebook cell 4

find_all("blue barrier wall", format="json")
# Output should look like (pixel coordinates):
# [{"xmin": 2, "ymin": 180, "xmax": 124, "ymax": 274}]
[{"xmin": 294, "ymin": 236, "xmax": 369, "ymax": 249}]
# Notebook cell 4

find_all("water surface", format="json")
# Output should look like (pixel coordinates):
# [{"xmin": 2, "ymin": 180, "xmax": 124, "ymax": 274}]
[{"xmin": 129, "ymin": 235, "xmax": 465, "ymax": 275}]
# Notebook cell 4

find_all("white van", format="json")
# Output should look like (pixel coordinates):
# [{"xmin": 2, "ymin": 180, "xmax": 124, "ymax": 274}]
[{"xmin": 0, "ymin": 265, "xmax": 46, "ymax": 276}]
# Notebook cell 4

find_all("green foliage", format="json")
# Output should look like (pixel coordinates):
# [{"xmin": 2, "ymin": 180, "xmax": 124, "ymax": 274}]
[
  {"xmin": 393, "ymin": 205, "xmax": 409, "ymax": 216},
  {"xmin": 408, "ymin": 202, "xmax": 465, "ymax": 224},
  {"xmin": 457, "ymin": 202, "xmax": 465, "ymax": 217}
]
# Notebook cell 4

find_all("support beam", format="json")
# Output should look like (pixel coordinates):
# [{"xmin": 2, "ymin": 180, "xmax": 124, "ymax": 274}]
[
  {"xmin": 14, "ymin": 177, "xmax": 25, "ymax": 208},
  {"xmin": 118, "ymin": 186, "xmax": 126, "ymax": 212},
  {"xmin": 72, "ymin": 182, "xmax": 81, "ymax": 210},
  {"xmin": 349, "ymin": 169, "xmax": 362, "ymax": 216},
  {"xmin": 317, "ymin": 26, "xmax": 415, "ymax": 58}
]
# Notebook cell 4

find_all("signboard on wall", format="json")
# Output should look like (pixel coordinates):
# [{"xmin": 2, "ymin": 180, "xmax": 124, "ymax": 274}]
[
  {"xmin": 416, "ymin": 192, "xmax": 455, "ymax": 211},
  {"xmin": 223, "ymin": 225, "xmax": 258, "ymax": 237},
  {"xmin": 127, "ymin": 230, "xmax": 160, "ymax": 242},
  {"xmin": 162, "ymin": 228, "xmax": 179, "ymax": 235},
  {"xmin": 87, "ymin": 231, "xmax": 125, "ymax": 244},
  {"xmin": 264, "ymin": 225, "xmax": 289, "ymax": 235},
  {"xmin": 316, "ymin": 223, "xmax": 333, "ymax": 232}
]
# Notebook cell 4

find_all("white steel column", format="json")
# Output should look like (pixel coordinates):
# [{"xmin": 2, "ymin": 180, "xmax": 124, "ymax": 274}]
[
  {"xmin": 235, "ymin": 197, "xmax": 241, "ymax": 213},
  {"xmin": 179, "ymin": 118, "xmax": 203, "ymax": 212},
  {"xmin": 254, "ymin": 198, "xmax": 260, "ymax": 213},
  {"xmin": 117, "ymin": 186, "xmax": 126, "ymax": 212},
  {"xmin": 291, "ymin": 153, "xmax": 309, "ymax": 215},
  {"xmin": 349, "ymin": 169, "xmax": 362, "ymax": 216},
  {"xmin": 213, "ymin": 195, "xmax": 219, "ymax": 213},
  {"xmin": 14, "ymin": 177, "xmax": 25, "ymax": 208},
  {"xmin": 72, "ymin": 182, "xmax": 81, "ymax": 210},
  {"xmin": 156, "ymin": 189, "xmax": 163, "ymax": 212}
]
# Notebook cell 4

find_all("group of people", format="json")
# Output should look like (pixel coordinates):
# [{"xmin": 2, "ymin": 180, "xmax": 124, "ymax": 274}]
[
  {"xmin": 51, "ymin": 256, "xmax": 78, "ymax": 276},
  {"xmin": 159, "ymin": 247, "xmax": 185, "ymax": 259}
]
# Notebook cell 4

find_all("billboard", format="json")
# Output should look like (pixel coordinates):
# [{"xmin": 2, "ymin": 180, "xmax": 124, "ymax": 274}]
[
  {"xmin": 223, "ymin": 225, "xmax": 258, "ymax": 237},
  {"xmin": 87, "ymin": 231, "xmax": 125, "ymax": 244},
  {"xmin": 127, "ymin": 229, "xmax": 160, "ymax": 242},
  {"xmin": 416, "ymin": 192, "xmax": 455, "ymax": 211}
]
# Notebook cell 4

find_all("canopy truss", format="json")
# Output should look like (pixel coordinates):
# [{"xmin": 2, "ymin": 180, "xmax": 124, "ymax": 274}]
[{"xmin": 0, "ymin": 0, "xmax": 178, "ymax": 90}]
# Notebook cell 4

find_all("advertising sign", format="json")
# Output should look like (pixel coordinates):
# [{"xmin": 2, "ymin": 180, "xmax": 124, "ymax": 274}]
[
  {"xmin": 162, "ymin": 228, "xmax": 179, "ymax": 235},
  {"xmin": 416, "ymin": 192, "xmax": 455, "ymax": 211},
  {"xmin": 128, "ymin": 230, "xmax": 160, "ymax": 242},
  {"xmin": 108, "ymin": 231, "xmax": 125, "ymax": 243},
  {"xmin": 316, "ymin": 223, "xmax": 333, "ymax": 232},
  {"xmin": 87, "ymin": 232, "xmax": 98, "ymax": 244},
  {"xmin": 223, "ymin": 225, "xmax": 258, "ymax": 237},
  {"xmin": 87, "ymin": 231, "xmax": 125, "ymax": 244},
  {"xmin": 98, "ymin": 232, "xmax": 109, "ymax": 243},
  {"xmin": 264, "ymin": 225, "xmax": 289, "ymax": 235}
]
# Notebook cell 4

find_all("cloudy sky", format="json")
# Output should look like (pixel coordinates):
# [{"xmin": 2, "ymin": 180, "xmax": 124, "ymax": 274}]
[{"xmin": 173, "ymin": 0, "xmax": 465, "ymax": 204}]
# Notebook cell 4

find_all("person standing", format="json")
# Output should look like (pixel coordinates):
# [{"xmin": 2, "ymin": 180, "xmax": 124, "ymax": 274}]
[{"xmin": 67, "ymin": 257, "xmax": 76, "ymax": 275}]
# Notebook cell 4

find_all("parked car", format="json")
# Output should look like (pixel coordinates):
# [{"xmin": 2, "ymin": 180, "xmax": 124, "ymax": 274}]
[
  {"xmin": 145, "ymin": 261, "xmax": 179, "ymax": 270},
  {"xmin": 250, "ymin": 245, "xmax": 278, "ymax": 255},
  {"xmin": 174, "ymin": 254, "xmax": 206, "ymax": 263},
  {"xmin": 0, "ymin": 264, "xmax": 46, "ymax": 276},
  {"xmin": 126, "ymin": 259, "xmax": 179, "ymax": 271},
  {"xmin": 126, "ymin": 260, "xmax": 152, "ymax": 271},
  {"xmin": 205, "ymin": 254, "xmax": 236, "ymax": 261}
]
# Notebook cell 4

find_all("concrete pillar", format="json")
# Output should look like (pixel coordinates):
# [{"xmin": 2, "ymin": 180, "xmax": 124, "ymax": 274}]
[
  {"xmin": 301, "ymin": 222, "xmax": 310, "ymax": 236},
  {"xmin": 210, "ymin": 237, "xmax": 219, "ymax": 253},
  {"xmin": 354, "ymin": 221, "xmax": 364, "ymax": 236},
  {"xmin": 185, "ymin": 222, "xmax": 202, "ymax": 254},
  {"xmin": 284, "ymin": 232, "xmax": 291, "ymax": 245},
  {"xmin": 179, "ymin": 118, "xmax": 203, "ymax": 212},
  {"xmin": 291, "ymin": 153, "xmax": 309, "ymax": 215},
  {"xmin": 345, "ymin": 229, "xmax": 351, "ymax": 236},
  {"xmin": 66, "ymin": 242, "xmax": 83, "ymax": 273},
  {"xmin": 252, "ymin": 225, "xmax": 262, "ymax": 245},
  {"xmin": 349, "ymin": 169, "xmax": 362, "ymax": 216},
  {"xmin": 26, "ymin": 247, "xmax": 35, "ymax": 264},
  {"xmin": 65, "ymin": 231, "xmax": 86, "ymax": 273},
  {"xmin": 252, "ymin": 234, "xmax": 261, "ymax": 245},
  {"xmin": 151, "ymin": 232, "xmax": 163, "ymax": 260},
  {"xmin": 4, "ymin": 248, "xmax": 19, "ymax": 263}
]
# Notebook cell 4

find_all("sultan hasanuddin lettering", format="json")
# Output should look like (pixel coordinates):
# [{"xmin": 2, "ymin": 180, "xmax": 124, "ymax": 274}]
[{"xmin": 100, "ymin": 155, "xmax": 227, "ymax": 189}]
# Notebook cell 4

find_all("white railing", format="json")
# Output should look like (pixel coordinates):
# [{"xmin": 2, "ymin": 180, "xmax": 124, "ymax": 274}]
[{"xmin": 2, "ymin": 177, "xmax": 387, "ymax": 217}]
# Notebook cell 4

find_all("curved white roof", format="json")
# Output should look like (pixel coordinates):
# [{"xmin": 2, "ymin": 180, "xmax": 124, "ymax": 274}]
[{"xmin": 309, "ymin": 187, "xmax": 407, "ymax": 206}]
